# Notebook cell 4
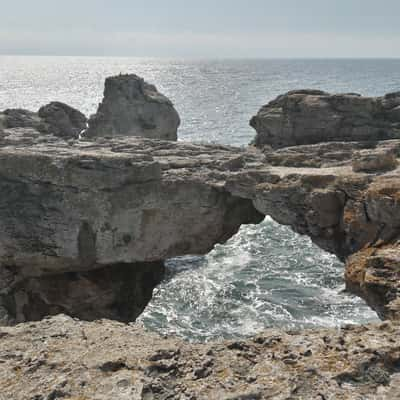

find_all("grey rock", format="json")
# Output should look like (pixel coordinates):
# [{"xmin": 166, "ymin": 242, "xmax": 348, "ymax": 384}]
[
  {"xmin": 85, "ymin": 74, "xmax": 180, "ymax": 140},
  {"xmin": 2, "ymin": 127, "xmax": 400, "ymax": 322},
  {"xmin": 0, "ymin": 102, "xmax": 87, "ymax": 139},
  {"xmin": 38, "ymin": 101, "xmax": 87, "ymax": 139},
  {"xmin": 0, "ymin": 108, "xmax": 43, "ymax": 130},
  {"xmin": 0, "ymin": 128, "xmax": 262, "ymax": 323},
  {"xmin": 250, "ymin": 90, "xmax": 400, "ymax": 149}
]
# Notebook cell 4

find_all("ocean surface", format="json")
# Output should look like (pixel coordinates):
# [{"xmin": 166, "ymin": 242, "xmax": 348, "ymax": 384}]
[{"xmin": 2, "ymin": 56, "xmax": 399, "ymax": 341}]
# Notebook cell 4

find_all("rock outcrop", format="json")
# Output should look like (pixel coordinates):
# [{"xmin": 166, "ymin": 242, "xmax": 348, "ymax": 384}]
[
  {"xmin": 0, "ymin": 102, "xmax": 87, "ymax": 139},
  {"xmin": 0, "ymin": 128, "xmax": 263, "ymax": 324},
  {"xmin": 250, "ymin": 90, "xmax": 400, "ymax": 149},
  {"xmin": 2, "ymin": 86, "xmax": 400, "ymax": 398},
  {"xmin": 38, "ymin": 101, "xmax": 87, "ymax": 139},
  {"xmin": 1, "ymin": 315, "xmax": 400, "ymax": 399},
  {"xmin": 85, "ymin": 74, "xmax": 180, "ymax": 140},
  {"xmin": 1, "ymin": 126, "xmax": 400, "ymax": 323}
]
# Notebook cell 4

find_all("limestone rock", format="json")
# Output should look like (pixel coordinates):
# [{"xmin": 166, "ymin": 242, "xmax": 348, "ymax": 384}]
[
  {"xmin": 352, "ymin": 147, "xmax": 398, "ymax": 173},
  {"xmin": 38, "ymin": 101, "xmax": 87, "ymax": 139},
  {"xmin": 0, "ymin": 108, "xmax": 43, "ymax": 131},
  {"xmin": 0, "ymin": 128, "xmax": 263, "ymax": 324},
  {"xmin": 1, "ymin": 315, "xmax": 400, "ymax": 399},
  {"xmin": 0, "ymin": 102, "xmax": 87, "ymax": 139},
  {"xmin": 85, "ymin": 74, "xmax": 180, "ymax": 140},
  {"xmin": 3, "ymin": 127, "xmax": 400, "ymax": 323},
  {"xmin": 346, "ymin": 245, "xmax": 400, "ymax": 321},
  {"xmin": 250, "ymin": 90, "xmax": 400, "ymax": 149}
]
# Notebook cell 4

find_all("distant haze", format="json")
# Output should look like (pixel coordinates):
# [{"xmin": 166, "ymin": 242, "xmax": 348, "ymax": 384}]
[{"xmin": 1, "ymin": 0, "xmax": 400, "ymax": 58}]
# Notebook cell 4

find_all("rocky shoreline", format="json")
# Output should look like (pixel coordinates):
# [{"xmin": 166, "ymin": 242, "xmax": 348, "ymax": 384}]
[{"xmin": 1, "ymin": 75, "xmax": 400, "ymax": 398}]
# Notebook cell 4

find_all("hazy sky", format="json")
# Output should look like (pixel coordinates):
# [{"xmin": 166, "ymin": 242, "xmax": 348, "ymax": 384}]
[{"xmin": 1, "ymin": 0, "xmax": 399, "ymax": 57}]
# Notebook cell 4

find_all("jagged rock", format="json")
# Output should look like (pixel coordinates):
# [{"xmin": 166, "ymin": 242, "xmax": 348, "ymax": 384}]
[
  {"xmin": 0, "ymin": 102, "xmax": 87, "ymax": 139},
  {"xmin": 85, "ymin": 74, "xmax": 180, "ymax": 140},
  {"xmin": 2, "ymin": 127, "xmax": 400, "ymax": 323},
  {"xmin": 346, "ymin": 245, "xmax": 400, "ymax": 320},
  {"xmin": 38, "ymin": 101, "xmax": 87, "ymax": 139},
  {"xmin": 1, "ymin": 315, "xmax": 400, "ymax": 399},
  {"xmin": 0, "ymin": 108, "xmax": 43, "ymax": 131},
  {"xmin": 352, "ymin": 147, "xmax": 398, "ymax": 173},
  {"xmin": 250, "ymin": 90, "xmax": 400, "ymax": 149},
  {"xmin": 0, "ymin": 128, "xmax": 263, "ymax": 324}
]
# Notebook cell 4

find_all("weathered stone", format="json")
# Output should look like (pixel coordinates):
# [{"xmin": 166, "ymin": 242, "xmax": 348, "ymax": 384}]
[
  {"xmin": 0, "ymin": 108, "xmax": 43, "ymax": 130},
  {"xmin": 3, "ymin": 126, "xmax": 400, "ymax": 322},
  {"xmin": 346, "ymin": 245, "xmax": 400, "ymax": 320},
  {"xmin": 352, "ymin": 148, "xmax": 398, "ymax": 173},
  {"xmin": 0, "ymin": 315, "xmax": 400, "ymax": 399},
  {"xmin": 0, "ymin": 102, "xmax": 87, "ymax": 139},
  {"xmin": 0, "ymin": 128, "xmax": 263, "ymax": 323},
  {"xmin": 85, "ymin": 74, "xmax": 180, "ymax": 140},
  {"xmin": 250, "ymin": 90, "xmax": 400, "ymax": 149},
  {"xmin": 38, "ymin": 101, "xmax": 87, "ymax": 139},
  {"xmin": 0, "ymin": 262, "xmax": 164, "ymax": 325}
]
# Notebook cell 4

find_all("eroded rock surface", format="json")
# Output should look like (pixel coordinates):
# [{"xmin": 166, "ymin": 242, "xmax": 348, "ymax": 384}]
[
  {"xmin": 0, "ymin": 128, "xmax": 263, "ymax": 324},
  {"xmin": 1, "ymin": 315, "xmax": 400, "ymax": 400},
  {"xmin": 0, "ymin": 102, "xmax": 87, "ymax": 139},
  {"xmin": 1, "ymin": 127, "xmax": 400, "ymax": 322},
  {"xmin": 250, "ymin": 90, "xmax": 400, "ymax": 149},
  {"xmin": 38, "ymin": 101, "xmax": 87, "ymax": 139},
  {"xmin": 85, "ymin": 74, "xmax": 180, "ymax": 140},
  {"xmin": 0, "ymin": 262, "xmax": 164, "ymax": 326}
]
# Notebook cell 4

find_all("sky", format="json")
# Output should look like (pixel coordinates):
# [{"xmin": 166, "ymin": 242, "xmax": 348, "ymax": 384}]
[{"xmin": 1, "ymin": 0, "xmax": 399, "ymax": 58}]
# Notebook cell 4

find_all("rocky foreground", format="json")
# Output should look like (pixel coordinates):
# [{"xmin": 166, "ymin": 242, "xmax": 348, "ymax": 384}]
[
  {"xmin": 1, "ymin": 76, "xmax": 400, "ymax": 398},
  {"xmin": 0, "ymin": 315, "xmax": 400, "ymax": 400}
]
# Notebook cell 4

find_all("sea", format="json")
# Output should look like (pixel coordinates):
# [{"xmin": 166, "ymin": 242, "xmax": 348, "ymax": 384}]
[{"xmin": 2, "ymin": 56, "xmax": 399, "ymax": 342}]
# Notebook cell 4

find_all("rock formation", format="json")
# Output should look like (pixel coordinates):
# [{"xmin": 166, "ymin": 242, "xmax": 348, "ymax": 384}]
[
  {"xmin": 0, "ymin": 128, "xmax": 263, "ymax": 324},
  {"xmin": 1, "ymin": 315, "xmax": 400, "ymax": 399},
  {"xmin": 1, "ymin": 125, "xmax": 400, "ymax": 323},
  {"xmin": 0, "ymin": 102, "xmax": 86, "ymax": 139},
  {"xmin": 85, "ymin": 74, "xmax": 180, "ymax": 140},
  {"xmin": 38, "ymin": 101, "xmax": 87, "ymax": 139},
  {"xmin": 2, "ymin": 85, "xmax": 400, "ymax": 398},
  {"xmin": 250, "ymin": 90, "xmax": 400, "ymax": 149}
]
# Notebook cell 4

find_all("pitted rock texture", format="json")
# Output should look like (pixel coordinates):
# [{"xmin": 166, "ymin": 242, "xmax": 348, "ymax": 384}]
[
  {"xmin": 1, "ymin": 315, "xmax": 400, "ymax": 399},
  {"xmin": 250, "ymin": 90, "xmax": 400, "ymax": 149},
  {"xmin": 85, "ymin": 74, "xmax": 180, "ymax": 140},
  {"xmin": 0, "ymin": 128, "xmax": 263, "ymax": 275},
  {"xmin": 0, "ymin": 128, "xmax": 263, "ymax": 323},
  {"xmin": 0, "ymin": 102, "xmax": 87, "ymax": 139}
]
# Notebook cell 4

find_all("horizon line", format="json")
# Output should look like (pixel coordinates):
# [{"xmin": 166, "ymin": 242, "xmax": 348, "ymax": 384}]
[{"xmin": 1, "ymin": 53, "xmax": 400, "ymax": 60}]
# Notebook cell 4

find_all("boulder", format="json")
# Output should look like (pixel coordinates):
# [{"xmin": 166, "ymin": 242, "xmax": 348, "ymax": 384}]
[
  {"xmin": 250, "ymin": 90, "xmax": 400, "ymax": 149},
  {"xmin": 85, "ymin": 74, "xmax": 180, "ymax": 140},
  {"xmin": 38, "ymin": 101, "xmax": 87, "ymax": 139},
  {"xmin": 0, "ymin": 102, "xmax": 87, "ymax": 139},
  {"xmin": 0, "ymin": 108, "xmax": 43, "ymax": 131}
]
